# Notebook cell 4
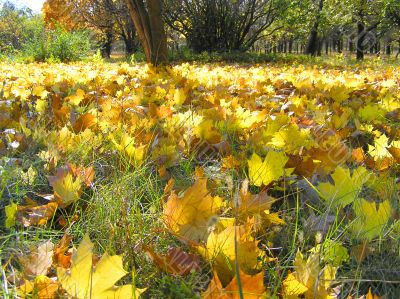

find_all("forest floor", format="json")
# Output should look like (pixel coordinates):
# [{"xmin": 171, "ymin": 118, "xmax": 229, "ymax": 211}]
[{"xmin": 0, "ymin": 57, "xmax": 399, "ymax": 298}]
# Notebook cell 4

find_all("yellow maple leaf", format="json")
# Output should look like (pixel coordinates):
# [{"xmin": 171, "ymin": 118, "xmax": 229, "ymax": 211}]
[
  {"xmin": 163, "ymin": 178, "xmax": 223, "ymax": 243},
  {"xmin": 269, "ymin": 124, "xmax": 314, "ymax": 154},
  {"xmin": 283, "ymin": 250, "xmax": 337, "ymax": 299},
  {"xmin": 357, "ymin": 105, "xmax": 385, "ymax": 123},
  {"xmin": 58, "ymin": 235, "xmax": 145, "ymax": 299},
  {"xmin": 199, "ymin": 225, "xmax": 263, "ymax": 286},
  {"xmin": 368, "ymin": 133, "xmax": 391, "ymax": 161},
  {"xmin": 49, "ymin": 173, "xmax": 82, "ymax": 207},
  {"xmin": 248, "ymin": 151, "xmax": 289, "ymax": 187},
  {"xmin": 282, "ymin": 272, "xmax": 308, "ymax": 298},
  {"xmin": 195, "ymin": 120, "xmax": 222, "ymax": 144},
  {"xmin": 32, "ymin": 85, "xmax": 49, "ymax": 100},
  {"xmin": 173, "ymin": 88, "xmax": 186, "ymax": 105},
  {"xmin": 66, "ymin": 88, "xmax": 86, "ymax": 106},
  {"xmin": 318, "ymin": 166, "xmax": 369, "ymax": 208},
  {"xmin": 111, "ymin": 133, "xmax": 146, "ymax": 165},
  {"xmin": 328, "ymin": 83, "xmax": 352, "ymax": 103},
  {"xmin": 351, "ymin": 199, "xmax": 392, "ymax": 240}
]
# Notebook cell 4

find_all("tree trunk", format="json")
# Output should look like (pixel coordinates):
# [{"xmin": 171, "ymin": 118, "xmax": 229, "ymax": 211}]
[
  {"xmin": 356, "ymin": 21, "xmax": 365, "ymax": 60},
  {"xmin": 123, "ymin": 36, "xmax": 136, "ymax": 55},
  {"xmin": 386, "ymin": 42, "xmax": 391, "ymax": 56},
  {"xmin": 306, "ymin": 0, "xmax": 324, "ymax": 56},
  {"xmin": 124, "ymin": 0, "xmax": 168, "ymax": 65},
  {"xmin": 100, "ymin": 31, "xmax": 113, "ymax": 59},
  {"xmin": 325, "ymin": 40, "xmax": 329, "ymax": 55}
]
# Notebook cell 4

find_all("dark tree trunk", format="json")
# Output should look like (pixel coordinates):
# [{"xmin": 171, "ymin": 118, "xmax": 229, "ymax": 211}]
[
  {"xmin": 306, "ymin": 0, "xmax": 325, "ymax": 56},
  {"xmin": 386, "ymin": 43, "xmax": 391, "ymax": 55},
  {"xmin": 101, "ymin": 31, "xmax": 113, "ymax": 59},
  {"xmin": 306, "ymin": 22, "xmax": 319, "ymax": 55},
  {"xmin": 349, "ymin": 39, "xmax": 354, "ymax": 52},
  {"xmin": 123, "ymin": 34, "xmax": 137, "ymax": 55},
  {"xmin": 356, "ymin": 22, "xmax": 365, "ymax": 60},
  {"xmin": 325, "ymin": 40, "xmax": 329, "ymax": 55},
  {"xmin": 397, "ymin": 40, "xmax": 400, "ymax": 58}
]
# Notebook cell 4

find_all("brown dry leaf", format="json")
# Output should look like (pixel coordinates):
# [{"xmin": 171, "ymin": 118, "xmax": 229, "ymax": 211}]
[
  {"xmin": 365, "ymin": 156, "xmax": 393, "ymax": 171},
  {"xmin": 202, "ymin": 270, "xmax": 266, "ymax": 299},
  {"xmin": 148, "ymin": 103, "xmax": 172, "ymax": 118},
  {"xmin": 16, "ymin": 201, "xmax": 58, "ymax": 227},
  {"xmin": 163, "ymin": 178, "xmax": 223, "ymax": 243},
  {"xmin": 145, "ymin": 246, "xmax": 201, "ymax": 276},
  {"xmin": 163, "ymin": 178, "xmax": 175, "ymax": 196},
  {"xmin": 19, "ymin": 240, "xmax": 54, "ymax": 277}
]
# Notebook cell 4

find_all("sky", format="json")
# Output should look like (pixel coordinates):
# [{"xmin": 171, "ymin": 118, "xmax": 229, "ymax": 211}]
[{"xmin": 5, "ymin": 0, "xmax": 45, "ymax": 13}]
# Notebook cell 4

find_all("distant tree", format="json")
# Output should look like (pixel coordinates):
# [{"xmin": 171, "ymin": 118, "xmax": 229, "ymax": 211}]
[
  {"xmin": 385, "ymin": 0, "xmax": 400, "ymax": 57},
  {"xmin": 164, "ymin": 0, "xmax": 287, "ymax": 53},
  {"xmin": 43, "ymin": 0, "xmax": 138, "ymax": 58},
  {"xmin": 349, "ymin": 0, "xmax": 386, "ymax": 59},
  {"xmin": 0, "ymin": 1, "xmax": 37, "ymax": 52},
  {"xmin": 303, "ymin": 0, "xmax": 324, "ymax": 55}
]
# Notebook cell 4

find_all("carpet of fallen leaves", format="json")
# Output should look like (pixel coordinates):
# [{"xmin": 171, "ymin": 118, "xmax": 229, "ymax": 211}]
[{"xmin": 1, "ymin": 61, "xmax": 399, "ymax": 298}]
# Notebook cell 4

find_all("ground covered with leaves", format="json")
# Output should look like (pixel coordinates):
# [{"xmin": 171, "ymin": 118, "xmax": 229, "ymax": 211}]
[{"xmin": 0, "ymin": 60, "xmax": 399, "ymax": 298}]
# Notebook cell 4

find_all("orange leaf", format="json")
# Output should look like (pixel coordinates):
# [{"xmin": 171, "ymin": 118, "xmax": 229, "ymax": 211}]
[
  {"xmin": 72, "ymin": 113, "xmax": 96, "ymax": 133},
  {"xmin": 202, "ymin": 270, "xmax": 265, "ymax": 299},
  {"xmin": 54, "ymin": 233, "xmax": 73, "ymax": 268}
]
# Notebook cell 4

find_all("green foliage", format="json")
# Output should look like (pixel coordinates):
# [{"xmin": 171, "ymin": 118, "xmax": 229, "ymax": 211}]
[
  {"xmin": 0, "ymin": 2, "xmax": 91, "ymax": 63},
  {"xmin": 23, "ymin": 24, "xmax": 91, "ymax": 63},
  {"xmin": 0, "ymin": 1, "xmax": 38, "ymax": 54}
]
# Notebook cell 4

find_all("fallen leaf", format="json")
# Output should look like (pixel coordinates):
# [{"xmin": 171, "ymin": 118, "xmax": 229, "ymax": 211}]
[
  {"xmin": 16, "ymin": 201, "xmax": 59, "ymax": 227},
  {"xmin": 163, "ymin": 178, "xmax": 223, "ymax": 243},
  {"xmin": 48, "ymin": 170, "xmax": 82, "ymax": 207},
  {"xmin": 58, "ymin": 235, "xmax": 145, "ymax": 299},
  {"xmin": 145, "ymin": 246, "xmax": 201, "ymax": 275},
  {"xmin": 351, "ymin": 199, "xmax": 392, "ymax": 240},
  {"xmin": 19, "ymin": 240, "xmax": 54, "ymax": 277},
  {"xmin": 318, "ymin": 166, "xmax": 369, "ymax": 208},
  {"xmin": 202, "ymin": 270, "xmax": 266, "ymax": 299},
  {"xmin": 5, "ymin": 202, "xmax": 18, "ymax": 228},
  {"xmin": 199, "ymin": 225, "xmax": 263, "ymax": 286},
  {"xmin": 18, "ymin": 276, "xmax": 59, "ymax": 299},
  {"xmin": 248, "ymin": 151, "xmax": 289, "ymax": 187},
  {"xmin": 54, "ymin": 233, "xmax": 73, "ymax": 268},
  {"xmin": 283, "ymin": 249, "xmax": 337, "ymax": 299}
]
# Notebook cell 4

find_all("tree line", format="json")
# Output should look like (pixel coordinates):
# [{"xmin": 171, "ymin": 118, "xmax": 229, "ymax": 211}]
[{"xmin": 2, "ymin": 0, "xmax": 399, "ymax": 64}]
